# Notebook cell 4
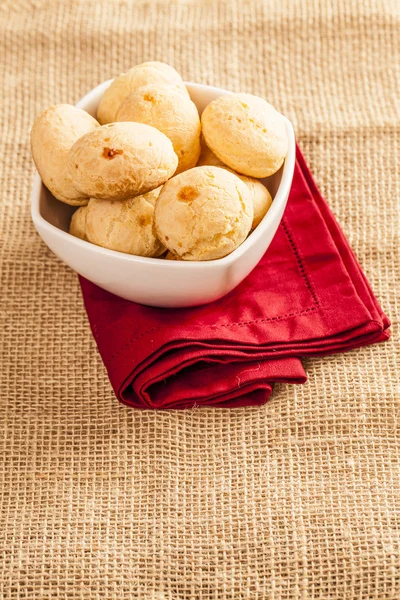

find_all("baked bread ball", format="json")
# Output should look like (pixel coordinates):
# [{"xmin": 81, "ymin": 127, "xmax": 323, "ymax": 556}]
[
  {"xmin": 68, "ymin": 122, "xmax": 178, "ymax": 200},
  {"xmin": 69, "ymin": 206, "xmax": 88, "ymax": 240},
  {"xmin": 201, "ymin": 93, "xmax": 288, "ymax": 178},
  {"xmin": 97, "ymin": 61, "xmax": 188, "ymax": 124},
  {"xmin": 237, "ymin": 175, "xmax": 272, "ymax": 229},
  {"xmin": 85, "ymin": 187, "xmax": 165, "ymax": 257},
  {"xmin": 197, "ymin": 140, "xmax": 272, "ymax": 229},
  {"xmin": 116, "ymin": 84, "xmax": 201, "ymax": 174},
  {"xmin": 154, "ymin": 166, "xmax": 253, "ymax": 261},
  {"xmin": 30, "ymin": 104, "xmax": 99, "ymax": 205}
]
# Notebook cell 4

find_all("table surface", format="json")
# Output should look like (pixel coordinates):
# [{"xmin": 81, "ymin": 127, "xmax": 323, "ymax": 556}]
[{"xmin": 0, "ymin": 0, "xmax": 399, "ymax": 598}]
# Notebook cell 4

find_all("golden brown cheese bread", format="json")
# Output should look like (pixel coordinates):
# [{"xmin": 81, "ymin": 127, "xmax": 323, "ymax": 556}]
[
  {"xmin": 31, "ymin": 104, "xmax": 99, "ymax": 205},
  {"xmin": 69, "ymin": 206, "xmax": 88, "ymax": 240},
  {"xmin": 201, "ymin": 92, "xmax": 288, "ymax": 178},
  {"xmin": 154, "ymin": 166, "xmax": 253, "ymax": 261},
  {"xmin": 68, "ymin": 122, "xmax": 178, "ymax": 200},
  {"xmin": 97, "ymin": 61, "xmax": 188, "ymax": 124},
  {"xmin": 85, "ymin": 187, "xmax": 165, "ymax": 257},
  {"xmin": 117, "ymin": 84, "xmax": 201, "ymax": 174}
]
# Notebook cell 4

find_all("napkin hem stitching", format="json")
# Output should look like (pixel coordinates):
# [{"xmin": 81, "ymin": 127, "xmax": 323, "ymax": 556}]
[
  {"xmin": 281, "ymin": 218, "xmax": 320, "ymax": 307},
  {"xmin": 105, "ymin": 306, "xmax": 319, "ymax": 364}
]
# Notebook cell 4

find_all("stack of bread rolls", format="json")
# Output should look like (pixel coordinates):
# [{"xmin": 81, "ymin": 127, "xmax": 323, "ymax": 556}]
[{"xmin": 31, "ymin": 61, "xmax": 288, "ymax": 261}]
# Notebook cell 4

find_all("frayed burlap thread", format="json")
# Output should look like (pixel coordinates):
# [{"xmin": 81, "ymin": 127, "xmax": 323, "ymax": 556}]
[{"xmin": 0, "ymin": 1, "xmax": 399, "ymax": 598}]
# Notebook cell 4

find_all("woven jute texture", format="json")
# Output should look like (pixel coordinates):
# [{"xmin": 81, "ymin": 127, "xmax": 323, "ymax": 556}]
[{"xmin": 1, "ymin": 0, "xmax": 399, "ymax": 598}]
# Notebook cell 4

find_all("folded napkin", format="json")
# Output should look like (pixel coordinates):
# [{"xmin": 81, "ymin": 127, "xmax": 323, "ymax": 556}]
[{"xmin": 79, "ymin": 146, "xmax": 390, "ymax": 409}]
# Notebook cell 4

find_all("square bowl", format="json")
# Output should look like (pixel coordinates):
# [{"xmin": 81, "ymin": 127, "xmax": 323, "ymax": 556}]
[{"xmin": 31, "ymin": 81, "xmax": 295, "ymax": 308}]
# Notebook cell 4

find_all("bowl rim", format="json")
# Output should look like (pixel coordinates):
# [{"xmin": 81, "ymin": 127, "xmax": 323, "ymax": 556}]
[{"xmin": 31, "ymin": 81, "xmax": 295, "ymax": 269}]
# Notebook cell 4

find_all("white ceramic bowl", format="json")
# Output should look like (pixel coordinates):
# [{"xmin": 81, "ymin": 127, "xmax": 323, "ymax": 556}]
[{"xmin": 31, "ymin": 81, "xmax": 295, "ymax": 308}]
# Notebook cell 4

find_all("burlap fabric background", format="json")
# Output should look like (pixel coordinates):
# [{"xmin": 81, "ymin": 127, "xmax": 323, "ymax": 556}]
[{"xmin": 1, "ymin": 0, "xmax": 399, "ymax": 598}]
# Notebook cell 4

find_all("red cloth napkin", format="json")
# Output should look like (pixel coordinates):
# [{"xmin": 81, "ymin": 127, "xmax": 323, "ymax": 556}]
[{"xmin": 79, "ymin": 146, "xmax": 390, "ymax": 409}]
